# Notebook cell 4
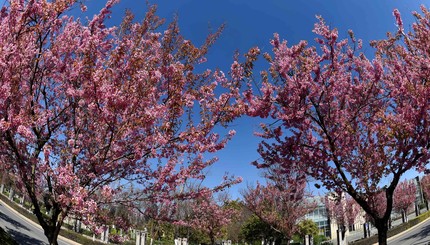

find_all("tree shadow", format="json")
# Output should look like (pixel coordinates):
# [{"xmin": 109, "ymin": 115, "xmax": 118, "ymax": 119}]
[
  {"xmin": 5, "ymin": 227, "xmax": 47, "ymax": 245},
  {"xmin": 398, "ymin": 223, "xmax": 430, "ymax": 244},
  {"xmin": 0, "ymin": 210, "xmax": 30, "ymax": 231}
]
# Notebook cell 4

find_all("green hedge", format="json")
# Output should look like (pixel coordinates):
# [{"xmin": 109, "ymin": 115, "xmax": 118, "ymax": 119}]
[
  {"xmin": 59, "ymin": 229, "xmax": 105, "ymax": 245},
  {"xmin": 350, "ymin": 210, "xmax": 430, "ymax": 245}
]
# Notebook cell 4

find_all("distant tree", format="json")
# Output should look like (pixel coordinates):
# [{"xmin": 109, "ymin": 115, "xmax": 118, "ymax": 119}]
[
  {"xmin": 184, "ymin": 191, "xmax": 238, "ymax": 245},
  {"xmin": 247, "ymin": 7, "xmax": 430, "ymax": 245},
  {"xmin": 325, "ymin": 193, "xmax": 361, "ymax": 239},
  {"xmin": 242, "ymin": 172, "xmax": 316, "ymax": 245},
  {"xmin": 421, "ymin": 175, "xmax": 430, "ymax": 210},
  {"xmin": 296, "ymin": 219, "xmax": 319, "ymax": 244},
  {"xmin": 240, "ymin": 215, "xmax": 282, "ymax": 245},
  {"xmin": 225, "ymin": 200, "xmax": 251, "ymax": 243},
  {"xmin": 324, "ymin": 195, "xmax": 346, "ymax": 228},
  {"xmin": 393, "ymin": 180, "xmax": 417, "ymax": 223},
  {"xmin": 345, "ymin": 195, "xmax": 361, "ymax": 230}
]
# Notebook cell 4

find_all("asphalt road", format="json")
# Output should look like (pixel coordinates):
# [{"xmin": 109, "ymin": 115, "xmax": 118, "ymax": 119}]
[
  {"xmin": 0, "ymin": 200, "xmax": 74, "ymax": 245},
  {"xmin": 388, "ymin": 217, "xmax": 430, "ymax": 245}
]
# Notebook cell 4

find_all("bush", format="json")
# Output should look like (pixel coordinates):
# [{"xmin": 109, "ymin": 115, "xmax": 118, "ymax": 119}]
[
  {"xmin": 82, "ymin": 228, "xmax": 94, "ymax": 237},
  {"xmin": 63, "ymin": 222, "xmax": 74, "ymax": 230},
  {"xmin": 314, "ymin": 234, "xmax": 330, "ymax": 245},
  {"xmin": 59, "ymin": 229, "xmax": 105, "ymax": 245}
]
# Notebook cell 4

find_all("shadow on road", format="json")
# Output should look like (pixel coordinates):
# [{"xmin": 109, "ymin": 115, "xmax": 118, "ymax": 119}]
[
  {"xmin": 0, "ymin": 206, "xmax": 30, "ymax": 231},
  {"xmin": 397, "ymin": 223, "xmax": 430, "ymax": 244},
  {"xmin": 5, "ymin": 227, "xmax": 47, "ymax": 245}
]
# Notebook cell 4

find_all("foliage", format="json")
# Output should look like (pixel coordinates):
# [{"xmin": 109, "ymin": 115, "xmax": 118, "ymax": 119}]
[
  {"xmin": 225, "ymin": 200, "xmax": 252, "ymax": 243},
  {"xmin": 242, "ymin": 172, "xmax": 316, "ymax": 244},
  {"xmin": 182, "ymin": 191, "xmax": 238, "ymax": 245},
  {"xmin": 240, "ymin": 215, "xmax": 282, "ymax": 244},
  {"xmin": 296, "ymin": 219, "xmax": 318, "ymax": 239},
  {"xmin": 324, "ymin": 193, "xmax": 360, "ymax": 227},
  {"xmin": 292, "ymin": 234, "xmax": 330, "ymax": 245},
  {"xmin": 313, "ymin": 234, "xmax": 330, "ymax": 245},
  {"xmin": 0, "ymin": 0, "xmax": 246, "ymax": 244},
  {"xmin": 393, "ymin": 180, "xmax": 417, "ymax": 219},
  {"xmin": 247, "ymin": 6, "xmax": 430, "ymax": 245},
  {"xmin": 421, "ymin": 175, "xmax": 430, "ymax": 201},
  {"xmin": 345, "ymin": 195, "xmax": 361, "ymax": 227}
]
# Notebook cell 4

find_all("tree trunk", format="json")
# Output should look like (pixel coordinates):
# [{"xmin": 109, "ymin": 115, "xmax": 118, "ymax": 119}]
[
  {"xmin": 374, "ymin": 218, "xmax": 389, "ymax": 245},
  {"xmin": 27, "ymin": 191, "xmax": 64, "ymax": 245},
  {"xmin": 209, "ymin": 230, "xmax": 215, "ymax": 245},
  {"xmin": 285, "ymin": 236, "xmax": 291, "ymax": 245},
  {"xmin": 44, "ymin": 224, "xmax": 62, "ymax": 245}
]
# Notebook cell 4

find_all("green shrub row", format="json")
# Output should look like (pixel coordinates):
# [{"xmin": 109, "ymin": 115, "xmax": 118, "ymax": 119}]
[
  {"xmin": 59, "ymin": 229, "xmax": 105, "ymax": 245},
  {"xmin": 350, "ymin": 210, "xmax": 430, "ymax": 245}
]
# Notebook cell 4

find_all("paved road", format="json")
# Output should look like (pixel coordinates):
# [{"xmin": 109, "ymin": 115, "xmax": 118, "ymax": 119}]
[
  {"xmin": 0, "ymin": 200, "xmax": 75, "ymax": 245},
  {"xmin": 388, "ymin": 217, "xmax": 430, "ymax": 245}
]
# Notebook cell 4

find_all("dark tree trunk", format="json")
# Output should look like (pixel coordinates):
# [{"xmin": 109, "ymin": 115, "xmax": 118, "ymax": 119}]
[
  {"xmin": 374, "ymin": 218, "xmax": 389, "ymax": 245},
  {"xmin": 42, "ymin": 210, "xmax": 64, "ymax": 245},
  {"xmin": 45, "ymin": 225, "xmax": 62, "ymax": 245},
  {"xmin": 25, "ymin": 183, "xmax": 65, "ymax": 245},
  {"xmin": 401, "ymin": 210, "xmax": 406, "ymax": 223},
  {"xmin": 209, "ymin": 230, "xmax": 215, "ymax": 245}
]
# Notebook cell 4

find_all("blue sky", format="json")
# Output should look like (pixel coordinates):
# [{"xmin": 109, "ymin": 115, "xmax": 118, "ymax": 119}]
[
  {"xmin": 118, "ymin": 0, "xmax": 429, "ymax": 198},
  {"xmin": 142, "ymin": 0, "xmax": 429, "ymax": 198},
  {"xmin": 3, "ymin": 0, "xmax": 430, "ymax": 198}
]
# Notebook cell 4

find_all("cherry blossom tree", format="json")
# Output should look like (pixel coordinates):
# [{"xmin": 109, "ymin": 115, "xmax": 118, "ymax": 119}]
[
  {"xmin": 324, "ymin": 194, "xmax": 347, "ymax": 227},
  {"xmin": 183, "ymin": 191, "xmax": 238, "ymax": 245},
  {"xmin": 0, "ymin": 1, "xmax": 246, "ymax": 244},
  {"xmin": 324, "ymin": 193, "xmax": 361, "ymax": 239},
  {"xmin": 421, "ymin": 175, "xmax": 430, "ymax": 210},
  {"xmin": 345, "ymin": 195, "xmax": 361, "ymax": 230},
  {"xmin": 247, "ymin": 7, "xmax": 430, "ymax": 245},
  {"xmin": 242, "ymin": 173, "xmax": 316, "ymax": 245},
  {"xmin": 393, "ymin": 180, "xmax": 417, "ymax": 223}
]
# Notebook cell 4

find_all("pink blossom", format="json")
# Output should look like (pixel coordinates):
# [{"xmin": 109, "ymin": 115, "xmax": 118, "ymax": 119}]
[
  {"xmin": 393, "ymin": 9, "xmax": 403, "ymax": 30},
  {"xmin": 17, "ymin": 125, "xmax": 33, "ymax": 139}
]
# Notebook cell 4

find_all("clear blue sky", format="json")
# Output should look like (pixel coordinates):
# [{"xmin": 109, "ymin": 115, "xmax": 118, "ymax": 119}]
[
  {"xmin": 109, "ymin": 0, "xmax": 428, "ymax": 199},
  {"xmin": 3, "ymin": 0, "xmax": 430, "ymax": 198}
]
